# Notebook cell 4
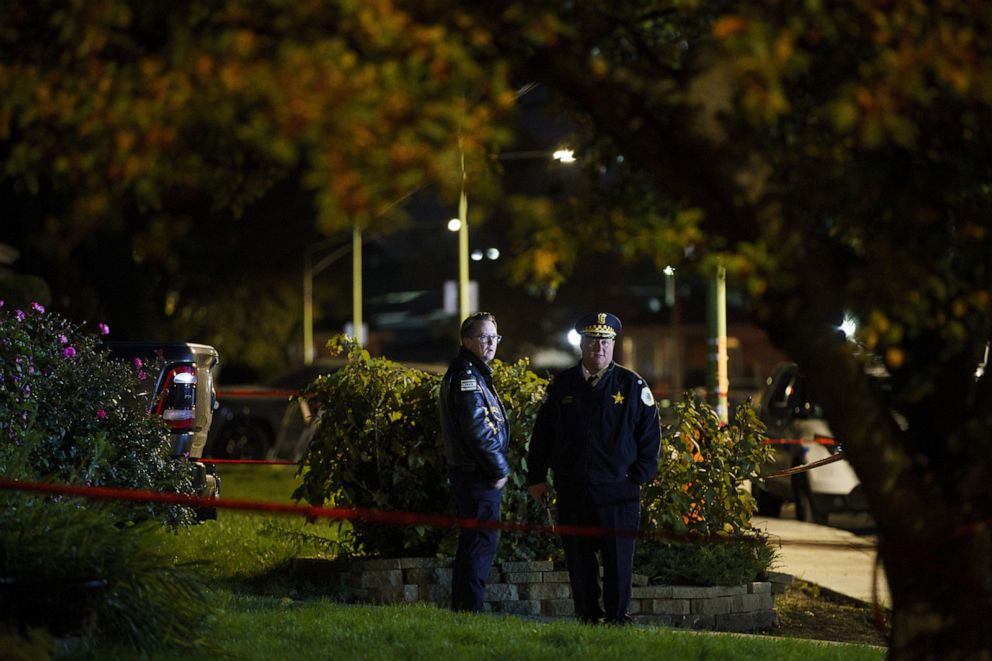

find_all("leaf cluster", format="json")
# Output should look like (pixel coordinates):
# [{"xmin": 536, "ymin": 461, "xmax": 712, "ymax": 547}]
[
  {"xmin": 295, "ymin": 336, "xmax": 771, "ymax": 573},
  {"xmin": 0, "ymin": 492, "xmax": 217, "ymax": 653},
  {"xmin": 294, "ymin": 336, "xmax": 560, "ymax": 560},
  {"xmin": 645, "ymin": 394, "xmax": 772, "ymax": 536},
  {"xmin": 294, "ymin": 336, "xmax": 450, "ymax": 557},
  {"xmin": 636, "ymin": 394, "xmax": 774, "ymax": 585},
  {"xmin": 0, "ymin": 0, "xmax": 516, "ymax": 240},
  {"xmin": 0, "ymin": 301, "xmax": 194, "ymax": 526}
]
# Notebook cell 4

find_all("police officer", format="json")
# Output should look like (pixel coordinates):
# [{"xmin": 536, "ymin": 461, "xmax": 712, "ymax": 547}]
[
  {"xmin": 439, "ymin": 311, "xmax": 510, "ymax": 613},
  {"xmin": 527, "ymin": 312, "xmax": 660, "ymax": 624}
]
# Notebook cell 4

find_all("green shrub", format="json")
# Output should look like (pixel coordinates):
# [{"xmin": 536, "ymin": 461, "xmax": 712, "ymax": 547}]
[
  {"xmin": 636, "ymin": 395, "xmax": 776, "ymax": 585},
  {"xmin": 635, "ymin": 537, "xmax": 776, "ymax": 587},
  {"xmin": 295, "ymin": 337, "xmax": 558, "ymax": 561},
  {"xmin": 0, "ymin": 303, "xmax": 213, "ymax": 651},
  {"xmin": 491, "ymin": 355, "xmax": 560, "ymax": 561},
  {"xmin": 295, "ymin": 338, "xmax": 775, "ymax": 585},
  {"xmin": 0, "ymin": 492, "xmax": 217, "ymax": 653},
  {"xmin": 644, "ymin": 395, "xmax": 773, "ymax": 536},
  {"xmin": 294, "ymin": 338, "xmax": 448, "ymax": 557},
  {"xmin": 0, "ymin": 301, "xmax": 194, "ymax": 525}
]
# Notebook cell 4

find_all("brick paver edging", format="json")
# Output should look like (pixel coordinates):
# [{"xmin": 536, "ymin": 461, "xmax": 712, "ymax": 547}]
[{"xmin": 291, "ymin": 557, "xmax": 777, "ymax": 632}]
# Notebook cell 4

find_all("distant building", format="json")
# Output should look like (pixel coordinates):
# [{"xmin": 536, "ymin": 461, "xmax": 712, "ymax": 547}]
[{"xmin": 620, "ymin": 321, "xmax": 786, "ymax": 407}]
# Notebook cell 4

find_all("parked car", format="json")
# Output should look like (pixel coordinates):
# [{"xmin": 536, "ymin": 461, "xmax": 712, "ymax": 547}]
[
  {"xmin": 103, "ymin": 341, "xmax": 221, "ymax": 519},
  {"xmin": 205, "ymin": 359, "xmax": 346, "ymax": 461},
  {"xmin": 205, "ymin": 358, "xmax": 447, "ymax": 461},
  {"xmin": 752, "ymin": 362, "xmax": 868, "ymax": 525}
]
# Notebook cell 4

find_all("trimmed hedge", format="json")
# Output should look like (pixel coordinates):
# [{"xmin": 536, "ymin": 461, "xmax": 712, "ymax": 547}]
[{"xmin": 296, "ymin": 336, "xmax": 774, "ymax": 585}]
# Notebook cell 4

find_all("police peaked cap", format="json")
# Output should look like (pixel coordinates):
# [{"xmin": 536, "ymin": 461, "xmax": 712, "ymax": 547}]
[{"xmin": 575, "ymin": 312, "xmax": 622, "ymax": 339}]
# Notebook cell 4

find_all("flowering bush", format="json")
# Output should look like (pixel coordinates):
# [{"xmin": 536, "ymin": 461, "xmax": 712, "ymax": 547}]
[
  {"xmin": 635, "ymin": 395, "xmax": 776, "ymax": 585},
  {"xmin": 0, "ymin": 301, "xmax": 194, "ymax": 525}
]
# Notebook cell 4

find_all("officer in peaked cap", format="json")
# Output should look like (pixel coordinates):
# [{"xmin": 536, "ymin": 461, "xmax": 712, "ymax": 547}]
[
  {"xmin": 526, "ymin": 311, "xmax": 660, "ymax": 625},
  {"xmin": 575, "ymin": 312, "xmax": 622, "ymax": 339}
]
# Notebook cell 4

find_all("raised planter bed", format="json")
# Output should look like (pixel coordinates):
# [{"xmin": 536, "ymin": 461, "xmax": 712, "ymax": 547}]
[{"xmin": 290, "ymin": 557, "xmax": 776, "ymax": 632}]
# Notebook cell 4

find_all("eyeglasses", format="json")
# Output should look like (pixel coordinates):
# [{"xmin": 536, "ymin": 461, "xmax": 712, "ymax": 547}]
[{"xmin": 473, "ymin": 334, "xmax": 502, "ymax": 344}]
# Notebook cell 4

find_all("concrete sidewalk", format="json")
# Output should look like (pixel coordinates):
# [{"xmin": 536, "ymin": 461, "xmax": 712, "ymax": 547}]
[{"xmin": 752, "ymin": 516, "xmax": 890, "ymax": 607}]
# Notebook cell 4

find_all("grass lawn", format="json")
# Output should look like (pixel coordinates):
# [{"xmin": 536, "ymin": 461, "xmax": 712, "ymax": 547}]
[
  {"xmin": 69, "ymin": 465, "xmax": 884, "ymax": 660},
  {"xmin": 86, "ymin": 598, "xmax": 885, "ymax": 661}
]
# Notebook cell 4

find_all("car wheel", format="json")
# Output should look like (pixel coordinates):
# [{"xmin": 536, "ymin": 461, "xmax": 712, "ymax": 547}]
[
  {"xmin": 753, "ymin": 484, "xmax": 783, "ymax": 517},
  {"xmin": 792, "ymin": 476, "xmax": 829, "ymax": 525},
  {"xmin": 218, "ymin": 421, "xmax": 272, "ymax": 460}
]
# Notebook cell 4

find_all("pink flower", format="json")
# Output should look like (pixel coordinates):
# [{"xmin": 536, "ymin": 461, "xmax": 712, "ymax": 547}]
[
  {"xmin": 97, "ymin": 409, "xmax": 107, "ymax": 419},
  {"xmin": 137, "ymin": 370, "xmax": 148, "ymax": 381},
  {"xmin": 30, "ymin": 302, "xmax": 45, "ymax": 314},
  {"xmin": 98, "ymin": 323, "xmax": 110, "ymax": 335},
  {"xmin": 133, "ymin": 357, "xmax": 143, "ymax": 369},
  {"xmin": 62, "ymin": 346, "xmax": 77, "ymax": 358},
  {"xmin": 58, "ymin": 334, "xmax": 69, "ymax": 345},
  {"xmin": 15, "ymin": 310, "xmax": 25, "ymax": 321}
]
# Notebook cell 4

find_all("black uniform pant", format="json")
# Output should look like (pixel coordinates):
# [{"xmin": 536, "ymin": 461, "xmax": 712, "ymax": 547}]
[
  {"xmin": 448, "ymin": 468, "xmax": 502, "ymax": 613},
  {"xmin": 557, "ymin": 480, "xmax": 641, "ymax": 624}
]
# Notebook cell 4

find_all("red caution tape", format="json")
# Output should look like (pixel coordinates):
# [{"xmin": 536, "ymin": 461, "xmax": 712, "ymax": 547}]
[
  {"xmin": 0, "ymin": 478, "xmax": 879, "ymax": 551},
  {"xmin": 215, "ymin": 389, "xmax": 299, "ymax": 399},
  {"xmin": 201, "ymin": 459, "xmax": 298, "ymax": 465},
  {"xmin": 763, "ymin": 436, "xmax": 838, "ymax": 446}
]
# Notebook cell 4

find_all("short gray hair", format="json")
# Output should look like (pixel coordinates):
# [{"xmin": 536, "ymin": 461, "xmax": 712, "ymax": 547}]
[{"xmin": 460, "ymin": 312, "xmax": 497, "ymax": 339}]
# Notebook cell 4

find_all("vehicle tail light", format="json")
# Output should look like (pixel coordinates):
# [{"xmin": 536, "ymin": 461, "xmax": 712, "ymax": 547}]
[{"xmin": 154, "ymin": 365, "xmax": 197, "ymax": 431}]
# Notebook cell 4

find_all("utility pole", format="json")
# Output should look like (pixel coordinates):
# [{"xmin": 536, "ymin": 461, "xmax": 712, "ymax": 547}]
[
  {"xmin": 458, "ymin": 140, "xmax": 471, "ymax": 322},
  {"xmin": 707, "ymin": 262, "xmax": 729, "ymax": 423},
  {"xmin": 352, "ymin": 224, "xmax": 364, "ymax": 346}
]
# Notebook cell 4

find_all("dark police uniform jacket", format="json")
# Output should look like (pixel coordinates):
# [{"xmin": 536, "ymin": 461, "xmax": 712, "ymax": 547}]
[
  {"xmin": 527, "ymin": 362, "xmax": 660, "ymax": 487},
  {"xmin": 440, "ymin": 347, "xmax": 510, "ymax": 481}
]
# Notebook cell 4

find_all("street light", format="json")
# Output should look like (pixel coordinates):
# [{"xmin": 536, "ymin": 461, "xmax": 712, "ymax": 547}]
[
  {"xmin": 450, "ymin": 146, "xmax": 576, "ymax": 321},
  {"xmin": 495, "ymin": 148, "xmax": 576, "ymax": 163}
]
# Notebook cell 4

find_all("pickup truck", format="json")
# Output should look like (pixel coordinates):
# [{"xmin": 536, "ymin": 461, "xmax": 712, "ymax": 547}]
[
  {"xmin": 752, "ymin": 362, "xmax": 867, "ymax": 525},
  {"xmin": 204, "ymin": 359, "xmax": 347, "ymax": 461},
  {"xmin": 104, "ymin": 341, "xmax": 221, "ymax": 519}
]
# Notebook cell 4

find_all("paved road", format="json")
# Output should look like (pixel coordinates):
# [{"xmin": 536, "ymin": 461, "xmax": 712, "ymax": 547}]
[{"xmin": 753, "ymin": 512, "xmax": 890, "ymax": 607}]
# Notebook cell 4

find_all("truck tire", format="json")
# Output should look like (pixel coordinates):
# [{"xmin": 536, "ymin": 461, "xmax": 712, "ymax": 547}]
[
  {"xmin": 793, "ymin": 475, "xmax": 829, "ymax": 525},
  {"xmin": 753, "ymin": 485, "xmax": 783, "ymax": 517}
]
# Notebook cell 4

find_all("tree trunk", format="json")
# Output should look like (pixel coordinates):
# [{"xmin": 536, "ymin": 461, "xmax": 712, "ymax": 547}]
[
  {"xmin": 763, "ymin": 258, "xmax": 992, "ymax": 659},
  {"xmin": 884, "ymin": 525, "xmax": 992, "ymax": 659}
]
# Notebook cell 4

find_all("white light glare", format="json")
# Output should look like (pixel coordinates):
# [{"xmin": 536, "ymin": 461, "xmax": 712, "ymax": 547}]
[
  {"xmin": 486, "ymin": 248, "xmax": 500, "ymax": 260},
  {"xmin": 471, "ymin": 250, "xmax": 484, "ymax": 261},
  {"xmin": 567, "ymin": 329, "xmax": 581, "ymax": 348},
  {"xmin": 840, "ymin": 316, "xmax": 857, "ymax": 340},
  {"xmin": 553, "ymin": 149, "xmax": 576, "ymax": 163},
  {"xmin": 447, "ymin": 218, "xmax": 461, "ymax": 232},
  {"xmin": 663, "ymin": 265, "xmax": 675, "ymax": 276}
]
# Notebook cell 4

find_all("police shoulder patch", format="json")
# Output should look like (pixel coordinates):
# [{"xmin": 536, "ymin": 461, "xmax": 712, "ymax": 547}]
[
  {"xmin": 460, "ymin": 378, "xmax": 478, "ymax": 392},
  {"xmin": 640, "ymin": 387, "xmax": 655, "ymax": 406}
]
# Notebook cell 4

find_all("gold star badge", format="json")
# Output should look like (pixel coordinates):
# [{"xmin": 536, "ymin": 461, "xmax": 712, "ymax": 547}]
[{"xmin": 612, "ymin": 391, "xmax": 625, "ymax": 405}]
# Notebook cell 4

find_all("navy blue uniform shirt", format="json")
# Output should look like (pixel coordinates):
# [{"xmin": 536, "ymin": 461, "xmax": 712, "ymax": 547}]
[{"xmin": 527, "ymin": 362, "xmax": 660, "ymax": 487}]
